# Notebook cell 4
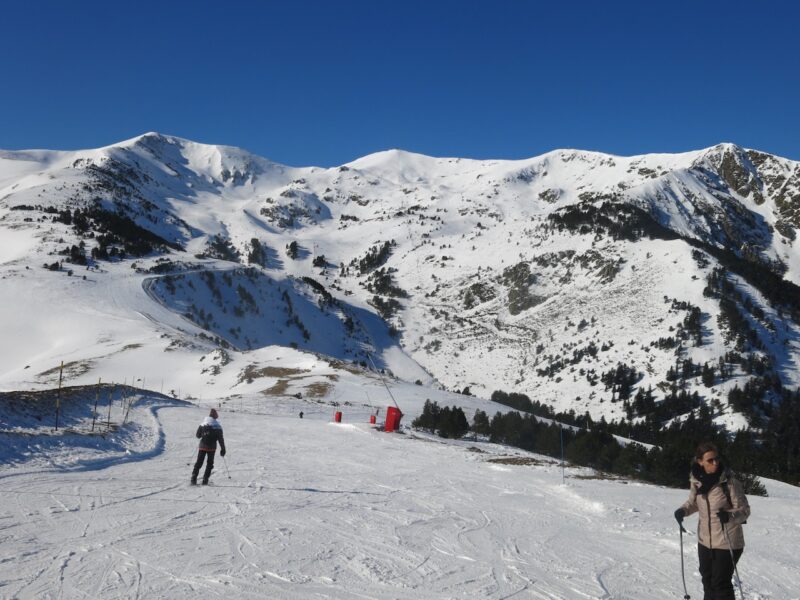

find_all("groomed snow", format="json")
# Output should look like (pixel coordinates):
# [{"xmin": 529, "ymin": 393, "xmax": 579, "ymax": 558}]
[{"xmin": 1, "ymin": 392, "xmax": 798, "ymax": 599}]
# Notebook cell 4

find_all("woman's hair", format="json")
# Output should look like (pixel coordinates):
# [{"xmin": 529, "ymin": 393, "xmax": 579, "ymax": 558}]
[{"xmin": 695, "ymin": 441, "xmax": 718, "ymax": 460}]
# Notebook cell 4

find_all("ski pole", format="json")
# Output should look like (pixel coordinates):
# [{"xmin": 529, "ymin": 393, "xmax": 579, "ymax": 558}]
[
  {"xmin": 679, "ymin": 523, "xmax": 691, "ymax": 600},
  {"xmin": 187, "ymin": 443, "xmax": 197, "ymax": 466},
  {"xmin": 721, "ymin": 521, "xmax": 744, "ymax": 600},
  {"xmin": 222, "ymin": 455, "xmax": 231, "ymax": 479}
]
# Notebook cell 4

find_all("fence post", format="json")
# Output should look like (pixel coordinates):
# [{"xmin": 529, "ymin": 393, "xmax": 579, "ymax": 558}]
[
  {"xmin": 54, "ymin": 361, "xmax": 64, "ymax": 431},
  {"xmin": 107, "ymin": 385, "xmax": 116, "ymax": 431},
  {"xmin": 91, "ymin": 378, "xmax": 101, "ymax": 432},
  {"xmin": 120, "ymin": 388, "xmax": 128, "ymax": 425},
  {"xmin": 560, "ymin": 423, "xmax": 565, "ymax": 485},
  {"xmin": 122, "ymin": 389, "xmax": 135, "ymax": 425}
]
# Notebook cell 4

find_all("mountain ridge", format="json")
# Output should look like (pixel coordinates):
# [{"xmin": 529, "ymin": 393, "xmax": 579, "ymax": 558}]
[{"xmin": 1, "ymin": 133, "xmax": 799, "ymax": 434}]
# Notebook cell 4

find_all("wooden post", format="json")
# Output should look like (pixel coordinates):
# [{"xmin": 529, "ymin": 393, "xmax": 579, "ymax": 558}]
[
  {"xmin": 560, "ymin": 423, "xmax": 565, "ymax": 485},
  {"xmin": 54, "ymin": 361, "xmax": 64, "ymax": 431},
  {"xmin": 122, "ymin": 389, "xmax": 134, "ymax": 425},
  {"xmin": 91, "ymin": 378, "xmax": 101, "ymax": 432},
  {"xmin": 120, "ymin": 388, "xmax": 127, "ymax": 425},
  {"xmin": 107, "ymin": 385, "xmax": 116, "ymax": 431}
]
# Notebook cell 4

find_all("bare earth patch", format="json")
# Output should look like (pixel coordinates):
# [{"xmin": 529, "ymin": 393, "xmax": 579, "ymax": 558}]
[
  {"xmin": 304, "ymin": 381, "xmax": 332, "ymax": 398},
  {"xmin": 262, "ymin": 380, "xmax": 290, "ymax": 396},
  {"xmin": 238, "ymin": 364, "xmax": 308, "ymax": 385},
  {"xmin": 570, "ymin": 473, "xmax": 627, "ymax": 482},
  {"xmin": 37, "ymin": 360, "xmax": 94, "ymax": 384},
  {"xmin": 486, "ymin": 456, "xmax": 551, "ymax": 467}
]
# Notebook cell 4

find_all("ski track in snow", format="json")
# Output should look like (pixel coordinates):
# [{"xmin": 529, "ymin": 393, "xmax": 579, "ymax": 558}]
[{"xmin": 1, "ymin": 401, "xmax": 799, "ymax": 599}]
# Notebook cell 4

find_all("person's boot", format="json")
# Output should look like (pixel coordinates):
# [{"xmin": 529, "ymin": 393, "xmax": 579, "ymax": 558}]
[
  {"xmin": 202, "ymin": 478, "xmax": 209, "ymax": 485},
  {"xmin": 190, "ymin": 477, "xmax": 197, "ymax": 485}
]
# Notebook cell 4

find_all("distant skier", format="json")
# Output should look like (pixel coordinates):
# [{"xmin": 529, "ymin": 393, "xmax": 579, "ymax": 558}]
[
  {"xmin": 673, "ymin": 442, "xmax": 750, "ymax": 600},
  {"xmin": 191, "ymin": 408, "xmax": 226, "ymax": 485},
  {"xmin": 299, "ymin": 411, "xmax": 304, "ymax": 419}
]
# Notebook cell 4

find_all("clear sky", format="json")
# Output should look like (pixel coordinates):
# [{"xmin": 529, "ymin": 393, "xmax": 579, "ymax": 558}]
[{"xmin": 1, "ymin": 0, "xmax": 798, "ymax": 166}]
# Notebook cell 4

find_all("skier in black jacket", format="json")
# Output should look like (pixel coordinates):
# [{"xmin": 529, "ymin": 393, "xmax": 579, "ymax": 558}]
[{"xmin": 191, "ymin": 408, "xmax": 226, "ymax": 485}]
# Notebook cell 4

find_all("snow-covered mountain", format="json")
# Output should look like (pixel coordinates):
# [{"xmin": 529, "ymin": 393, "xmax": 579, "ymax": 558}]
[{"xmin": 2, "ymin": 133, "xmax": 799, "ymax": 429}]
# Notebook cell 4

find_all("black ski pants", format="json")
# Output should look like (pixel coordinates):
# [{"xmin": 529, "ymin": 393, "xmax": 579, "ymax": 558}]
[
  {"xmin": 698, "ymin": 543, "xmax": 743, "ymax": 600},
  {"xmin": 192, "ymin": 450, "xmax": 215, "ymax": 483}
]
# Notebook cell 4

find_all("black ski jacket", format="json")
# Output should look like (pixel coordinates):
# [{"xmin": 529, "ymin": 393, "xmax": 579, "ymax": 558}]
[{"xmin": 196, "ymin": 420, "xmax": 226, "ymax": 453}]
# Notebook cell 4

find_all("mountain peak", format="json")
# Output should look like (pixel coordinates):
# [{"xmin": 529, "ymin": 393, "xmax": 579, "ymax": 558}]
[
  {"xmin": 344, "ymin": 148, "xmax": 441, "ymax": 170},
  {"xmin": 699, "ymin": 142, "xmax": 747, "ymax": 160},
  {"xmin": 111, "ymin": 131, "xmax": 180, "ymax": 150},
  {"xmin": 99, "ymin": 132, "xmax": 293, "ymax": 187}
]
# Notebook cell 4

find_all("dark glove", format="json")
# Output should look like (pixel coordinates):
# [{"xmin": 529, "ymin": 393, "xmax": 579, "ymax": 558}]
[
  {"xmin": 220, "ymin": 448, "xmax": 226, "ymax": 457},
  {"xmin": 674, "ymin": 508, "xmax": 685, "ymax": 525},
  {"xmin": 717, "ymin": 510, "xmax": 730, "ymax": 524}
]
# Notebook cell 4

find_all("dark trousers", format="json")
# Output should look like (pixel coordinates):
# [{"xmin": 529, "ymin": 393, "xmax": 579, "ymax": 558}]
[
  {"xmin": 698, "ymin": 543, "xmax": 743, "ymax": 600},
  {"xmin": 191, "ymin": 450, "xmax": 215, "ymax": 483}
]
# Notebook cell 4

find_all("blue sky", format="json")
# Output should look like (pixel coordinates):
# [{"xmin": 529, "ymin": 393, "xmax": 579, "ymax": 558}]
[{"xmin": 1, "ymin": 0, "xmax": 798, "ymax": 166}]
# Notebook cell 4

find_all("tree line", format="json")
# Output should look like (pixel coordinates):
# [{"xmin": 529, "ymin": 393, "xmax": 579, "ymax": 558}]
[
  {"xmin": 487, "ymin": 387, "xmax": 800, "ymax": 492},
  {"xmin": 413, "ymin": 397, "xmax": 777, "ymax": 494}
]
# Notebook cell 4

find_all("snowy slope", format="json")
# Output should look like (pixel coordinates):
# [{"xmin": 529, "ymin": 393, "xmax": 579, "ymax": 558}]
[
  {"xmin": 1, "ymin": 133, "xmax": 799, "ymax": 427},
  {"xmin": 1, "ymin": 388, "xmax": 798, "ymax": 599}
]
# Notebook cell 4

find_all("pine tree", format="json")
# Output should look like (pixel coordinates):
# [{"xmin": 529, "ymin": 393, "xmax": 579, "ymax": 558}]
[
  {"xmin": 247, "ymin": 238, "xmax": 266, "ymax": 266},
  {"xmin": 472, "ymin": 409, "xmax": 491, "ymax": 436},
  {"xmin": 412, "ymin": 400, "xmax": 437, "ymax": 432},
  {"xmin": 701, "ymin": 362, "xmax": 715, "ymax": 387}
]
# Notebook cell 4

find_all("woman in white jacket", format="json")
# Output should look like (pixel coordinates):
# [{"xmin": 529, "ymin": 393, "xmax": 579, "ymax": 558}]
[{"xmin": 674, "ymin": 442, "xmax": 750, "ymax": 600}]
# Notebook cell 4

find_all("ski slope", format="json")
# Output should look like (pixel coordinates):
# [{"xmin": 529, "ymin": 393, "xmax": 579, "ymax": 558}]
[{"xmin": 1, "ymin": 392, "xmax": 798, "ymax": 599}]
